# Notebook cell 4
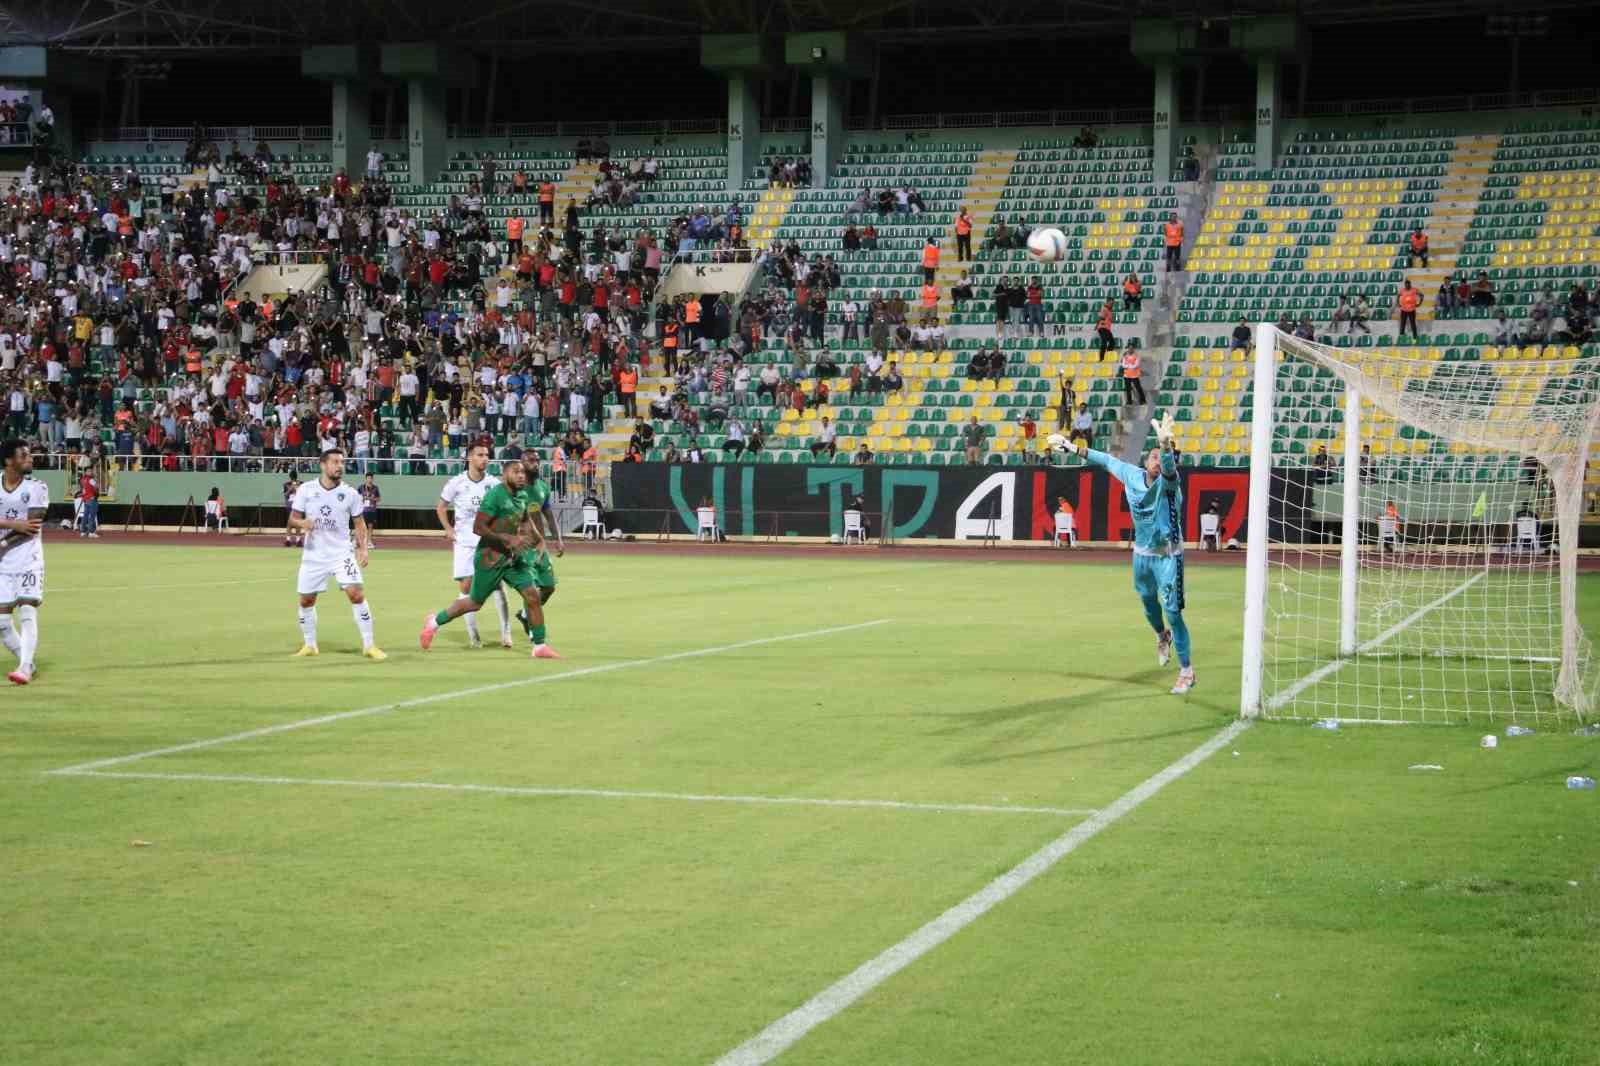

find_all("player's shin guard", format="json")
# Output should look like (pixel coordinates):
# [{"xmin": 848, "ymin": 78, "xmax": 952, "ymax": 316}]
[
  {"xmin": 15, "ymin": 604, "xmax": 37, "ymax": 669},
  {"xmin": 352, "ymin": 602, "xmax": 375, "ymax": 650},
  {"xmin": 493, "ymin": 588, "xmax": 512, "ymax": 640},
  {"xmin": 0, "ymin": 615, "xmax": 20, "ymax": 660},
  {"xmin": 298, "ymin": 606, "xmax": 319, "ymax": 648},
  {"xmin": 1167, "ymin": 609, "xmax": 1192, "ymax": 669}
]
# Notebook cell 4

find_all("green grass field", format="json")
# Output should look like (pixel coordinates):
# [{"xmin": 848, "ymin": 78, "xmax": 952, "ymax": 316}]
[{"xmin": 4, "ymin": 542, "xmax": 1599, "ymax": 1065}]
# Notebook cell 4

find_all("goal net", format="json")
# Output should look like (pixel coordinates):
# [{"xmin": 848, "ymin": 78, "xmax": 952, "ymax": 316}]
[{"xmin": 1240, "ymin": 325, "xmax": 1600, "ymax": 725}]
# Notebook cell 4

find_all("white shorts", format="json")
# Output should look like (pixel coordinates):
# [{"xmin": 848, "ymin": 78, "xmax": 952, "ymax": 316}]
[
  {"xmin": 452, "ymin": 542, "xmax": 480, "ymax": 581},
  {"xmin": 0, "ymin": 568, "xmax": 43, "ymax": 605},
  {"xmin": 297, "ymin": 554, "xmax": 363, "ymax": 596}
]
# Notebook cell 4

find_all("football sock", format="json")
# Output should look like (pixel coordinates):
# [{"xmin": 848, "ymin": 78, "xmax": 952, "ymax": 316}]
[
  {"xmin": 0, "ymin": 615, "xmax": 20, "ymax": 660},
  {"xmin": 464, "ymin": 611, "xmax": 480, "ymax": 641},
  {"xmin": 531, "ymin": 623, "xmax": 547, "ymax": 645},
  {"xmin": 352, "ymin": 602, "xmax": 375, "ymax": 650},
  {"xmin": 433, "ymin": 608, "xmax": 453, "ymax": 627},
  {"xmin": 297, "ymin": 606, "xmax": 318, "ymax": 648},
  {"xmin": 16, "ymin": 604, "xmax": 38, "ymax": 669},
  {"xmin": 493, "ymin": 588, "xmax": 512, "ymax": 639}
]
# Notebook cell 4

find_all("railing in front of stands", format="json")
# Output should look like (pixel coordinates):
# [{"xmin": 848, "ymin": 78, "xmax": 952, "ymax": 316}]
[
  {"xmin": 252, "ymin": 249, "xmax": 332, "ymax": 266},
  {"xmin": 667, "ymin": 247, "xmax": 760, "ymax": 266},
  {"xmin": 80, "ymin": 90, "xmax": 1600, "ymax": 149}
]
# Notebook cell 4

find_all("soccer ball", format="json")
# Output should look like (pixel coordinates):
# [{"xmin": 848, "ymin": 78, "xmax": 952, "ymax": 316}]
[
  {"xmin": 1045, "ymin": 433, "xmax": 1070, "ymax": 453},
  {"xmin": 1026, "ymin": 227, "xmax": 1068, "ymax": 263},
  {"xmin": 829, "ymin": 534, "xmax": 842, "ymax": 545}
]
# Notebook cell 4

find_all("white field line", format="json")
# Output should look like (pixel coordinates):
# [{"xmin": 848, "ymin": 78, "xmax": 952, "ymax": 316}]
[
  {"xmin": 45, "ymin": 619, "xmax": 892, "ymax": 776},
  {"xmin": 1266, "ymin": 570, "xmax": 1486, "ymax": 712},
  {"xmin": 709, "ymin": 718, "xmax": 1253, "ymax": 1066},
  {"xmin": 53, "ymin": 770, "xmax": 1098, "ymax": 818}
]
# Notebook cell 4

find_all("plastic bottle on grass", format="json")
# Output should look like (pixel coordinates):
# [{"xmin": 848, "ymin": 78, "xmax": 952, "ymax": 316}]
[
  {"xmin": 1312, "ymin": 719, "xmax": 1339, "ymax": 731},
  {"xmin": 1576, "ymin": 724, "xmax": 1600, "ymax": 738},
  {"xmin": 1505, "ymin": 725, "xmax": 1535, "ymax": 737},
  {"xmin": 1566, "ymin": 776, "xmax": 1596, "ymax": 791}
]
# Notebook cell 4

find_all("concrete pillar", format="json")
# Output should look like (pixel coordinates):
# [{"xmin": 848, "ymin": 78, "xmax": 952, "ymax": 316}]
[
  {"xmin": 1153, "ymin": 58, "xmax": 1180, "ymax": 184},
  {"xmin": 1230, "ymin": 17, "xmax": 1302, "ymax": 172},
  {"xmin": 406, "ymin": 78, "xmax": 447, "ymax": 186},
  {"xmin": 330, "ymin": 81, "xmax": 370, "ymax": 181},
  {"xmin": 303, "ymin": 46, "xmax": 376, "ymax": 179},
  {"xmin": 703, "ymin": 35, "xmax": 777, "ymax": 197},
  {"xmin": 379, "ymin": 44, "xmax": 472, "ymax": 187},
  {"xmin": 809, "ymin": 71, "xmax": 845, "ymax": 188},
  {"xmin": 726, "ymin": 73, "xmax": 760, "ymax": 195},
  {"xmin": 785, "ymin": 32, "xmax": 868, "ymax": 190},
  {"xmin": 1255, "ymin": 56, "xmax": 1281, "ymax": 173}
]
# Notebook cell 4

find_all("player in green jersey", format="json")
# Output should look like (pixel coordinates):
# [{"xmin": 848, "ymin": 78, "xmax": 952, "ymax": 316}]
[
  {"xmin": 513, "ymin": 450, "xmax": 564, "ymax": 640},
  {"xmin": 418, "ymin": 457, "xmax": 561, "ymax": 659}
]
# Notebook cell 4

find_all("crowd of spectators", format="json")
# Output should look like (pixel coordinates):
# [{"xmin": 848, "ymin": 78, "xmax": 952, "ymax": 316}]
[
  {"xmin": 0, "ymin": 96, "xmax": 50, "ymax": 147},
  {"xmin": 842, "ymin": 184, "xmax": 927, "ymax": 218},
  {"xmin": 0, "ymin": 129, "xmax": 998, "ymax": 485}
]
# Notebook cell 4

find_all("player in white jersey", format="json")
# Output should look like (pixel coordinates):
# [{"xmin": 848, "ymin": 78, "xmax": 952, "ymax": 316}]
[
  {"xmin": 0, "ymin": 439, "xmax": 46, "ymax": 684},
  {"xmin": 287, "ymin": 447, "xmax": 386, "ymax": 660},
  {"xmin": 435, "ymin": 439, "xmax": 513, "ymax": 648}
]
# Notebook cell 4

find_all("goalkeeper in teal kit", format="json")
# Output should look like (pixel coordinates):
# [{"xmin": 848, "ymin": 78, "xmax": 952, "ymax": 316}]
[{"xmin": 1058, "ymin": 412, "xmax": 1196, "ymax": 694}]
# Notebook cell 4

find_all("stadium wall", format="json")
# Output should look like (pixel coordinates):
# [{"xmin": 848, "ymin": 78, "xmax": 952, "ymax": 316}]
[
  {"xmin": 33, "ymin": 471, "xmax": 446, "ymax": 510},
  {"xmin": 608, "ymin": 462, "xmax": 1251, "ymax": 543}
]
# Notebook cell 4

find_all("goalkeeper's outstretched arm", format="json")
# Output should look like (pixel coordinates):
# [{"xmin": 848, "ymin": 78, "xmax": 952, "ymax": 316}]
[{"xmin": 1078, "ymin": 446, "xmax": 1144, "ymax": 488}]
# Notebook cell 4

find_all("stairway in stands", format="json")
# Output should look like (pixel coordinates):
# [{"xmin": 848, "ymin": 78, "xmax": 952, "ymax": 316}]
[
  {"xmin": 749, "ymin": 184, "xmax": 795, "ymax": 248},
  {"xmin": 1416, "ymin": 133, "xmax": 1499, "ymax": 322},
  {"xmin": 934, "ymin": 148, "xmax": 1017, "ymax": 317},
  {"xmin": 557, "ymin": 159, "xmax": 601, "ymax": 215}
]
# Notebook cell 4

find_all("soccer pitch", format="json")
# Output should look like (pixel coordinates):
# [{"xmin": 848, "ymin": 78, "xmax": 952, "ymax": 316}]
[{"xmin": 5, "ymin": 543, "xmax": 1599, "ymax": 1065}]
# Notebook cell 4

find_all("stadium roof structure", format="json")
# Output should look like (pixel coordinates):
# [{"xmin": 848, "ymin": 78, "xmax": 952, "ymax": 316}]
[{"xmin": 0, "ymin": 0, "xmax": 1591, "ymax": 57}]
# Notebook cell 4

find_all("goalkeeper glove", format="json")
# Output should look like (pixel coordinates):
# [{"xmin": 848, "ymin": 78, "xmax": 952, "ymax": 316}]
[{"xmin": 1153, "ymin": 410, "xmax": 1177, "ymax": 448}]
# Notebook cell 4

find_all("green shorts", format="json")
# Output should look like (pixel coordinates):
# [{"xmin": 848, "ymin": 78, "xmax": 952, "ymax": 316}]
[
  {"xmin": 468, "ymin": 551, "xmax": 555, "ymax": 604},
  {"xmin": 529, "ymin": 549, "xmax": 557, "ymax": 592},
  {"xmin": 468, "ymin": 561, "xmax": 532, "ymax": 603}
]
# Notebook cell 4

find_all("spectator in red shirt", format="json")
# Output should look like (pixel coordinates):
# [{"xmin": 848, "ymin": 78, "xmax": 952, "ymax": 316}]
[{"xmin": 77, "ymin": 471, "xmax": 101, "ymax": 537}]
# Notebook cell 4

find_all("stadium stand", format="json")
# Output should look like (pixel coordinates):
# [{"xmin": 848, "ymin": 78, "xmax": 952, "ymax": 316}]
[
  {"xmin": 1144, "ymin": 121, "xmax": 1599, "ymax": 489},
  {"xmin": 4, "ymin": 106, "xmax": 1596, "ymax": 503}
]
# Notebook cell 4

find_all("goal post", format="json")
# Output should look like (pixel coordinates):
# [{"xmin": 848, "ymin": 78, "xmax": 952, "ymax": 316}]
[{"xmin": 1240, "ymin": 324, "xmax": 1600, "ymax": 725}]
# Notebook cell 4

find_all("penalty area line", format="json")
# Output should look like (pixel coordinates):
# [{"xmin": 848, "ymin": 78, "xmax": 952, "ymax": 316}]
[
  {"xmin": 51, "ymin": 770, "xmax": 1098, "ymax": 819},
  {"xmin": 44, "ymin": 619, "xmax": 893, "ymax": 776},
  {"xmin": 709, "ymin": 717, "xmax": 1253, "ymax": 1066}
]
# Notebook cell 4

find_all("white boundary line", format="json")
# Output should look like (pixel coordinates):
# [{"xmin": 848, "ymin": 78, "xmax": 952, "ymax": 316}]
[
  {"xmin": 709, "ymin": 717, "xmax": 1252, "ymax": 1066},
  {"xmin": 45, "ymin": 619, "xmax": 893, "ymax": 776},
  {"xmin": 1266, "ymin": 570, "xmax": 1486, "ymax": 712},
  {"xmin": 52, "ymin": 770, "xmax": 1098, "ymax": 818}
]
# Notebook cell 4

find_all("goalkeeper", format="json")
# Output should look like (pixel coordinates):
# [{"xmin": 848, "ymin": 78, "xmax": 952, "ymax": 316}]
[{"xmin": 1054, "ymin": 412, "xmax": 1195, "ymax": 694}]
